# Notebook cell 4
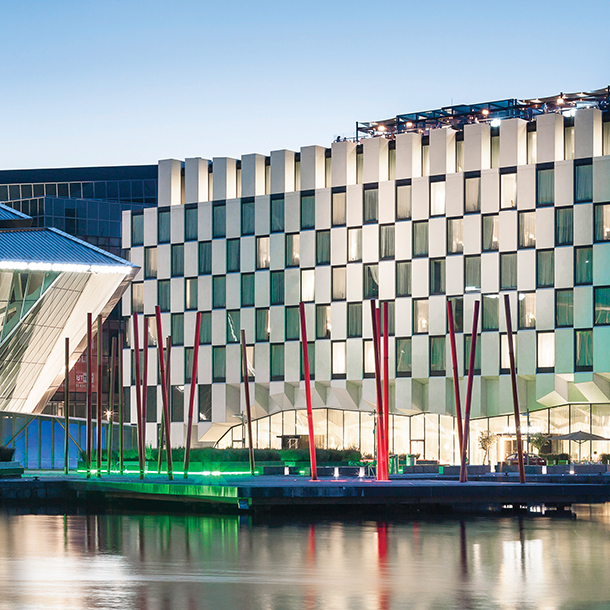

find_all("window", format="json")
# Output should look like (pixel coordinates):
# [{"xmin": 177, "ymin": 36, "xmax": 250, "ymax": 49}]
[
  {"xmin": 519, "ymin": 212, "xmax": 536, "ymax": 248},
  {"xmin": 198, "ymin": 242, "xmax": 211, "ymax": 275},
  {"xmin": 574, "ymin": 162, "xmax": 593, "ymax": 203},
  {"xmin": 501, "ymin": 172, "xmax": 517, "ymax": 209},
  {"xmin": 270, "ymin": 344, "xmax": 284, "ymax": 380},
  {"xmin": 285, "ymin": 306, "xmax": 300, "ymax": 340},
  {"xmin": 363, "ymin": 186, "xmax": 378, "ymax": 223},
  {"xmin": 482, "ymin": 215, "xmax": 499, "ymax": 251},
  {"xmin": 146, "ymin": 316, "xmax": 158, "ymax": 347},
  {"xmin": 185, "ymin": 278, "xmax": 197, "ymax": 310},
  {"xmin": 575, "ymin": 246, "xmax": 592, "ymax": 285},
  {"xmin": 131, "ymin": 214, "xmax": 143, "ymax": 246},
  {"xmin": 241, "ymin": 199, "xmax": 255, "ymax": 235},
  {"xmin": 537, "ymin": 250, "xmax": 554, "ymax": 288},
  {"xmin": 396, "ymin": 261, "xmax": 411, "ymax": 297},
  {"xmin": 171, "ymin": 314, "xmax": 184, "ymax": 346},
  {"xmin": 256, "ymin": 237, "xmax": 270, "ymax": 269},
  {"xmin": 347, "ymin": 303, "xmax": 362, "ymax": 337},
  {"xmin": 316, "ymin": 230, "xmax": 331, "ymax": 265},
  {"xmin": 565, "ymin": 126, "xmax": 575, "ymax": 160},
  {"xmin": 241, "ymin": 273, "xmax": 254, "ymax": 307},
  {"xmin": 556, "ymin": 289, "xmax": 573, "ymax": 327},
  {"xmin": 518, "ymin": 292, "xmax": 536, "ymax": 329},
  {"xmin": 171, "ymin": 244, "xmax": 184, "ymax": 276},
  {"xmin": 332, "ymin": 342, "xmax": 346, "ymax": 377},
  {"xmin": 158, "ymin": 210, "xmax": 170, "ymax": 244},
  {"xmin": 380, "ymin": 301, "xmax": 395, "ymax": 336},
  {"xmin": 332, "ymin": 190, "xmax": 346, "ymax": 226},
  {"xmin": 500, "ymin": 253, "xmax": 517, "ymax": 290},
  {"xmin": 199, "ymin": 312, "xmax": 211, "ymax": 344},
  {"xmin": 482, "ymin": 295, "xmax": 499, "ymax": 331},
  {"xmin": 556, "ymin": 208, "xmax": 573, "ymax": 245},
  {"xmin": 396, "ymin": 338, "xmax": 412, "ymax": 377},
  {"xmin": 270, "ymin": 270, "xmax": 284, "ymax": 305},
  {"xmin": 465, "ymin": 175, "xmax": 481, "ymax": 213},
  {"xmin": 332, "ymin": 267, "xmax": 346, "ymax": 301},
  {"xmin": 594, "ymin": 204, "xmax": 610, "ymax": 242},
  {"xmin": 537, "ymin": 332, "xmax": 555, "ymax": 371},
  {"xmin": 594, "ymin": 287, "xmax": 610, "ymax": 325},
  {"xmin": 198, "ymin": 385, "xmax": 212, "ymax": 421},
  {"xmin": 316, "ymin": 305, "xmax": 331, "ymax": 339},
  {"xmin": 396, "ymin": 182, "xmax": 411, "ymax": 220},
  {"xmin": 301, "ymin": 193, "xmax": 315, "ymax": 229},
  {"xmin": 212, "ymin": 346, "xmax": 226, "ymax": 382},
  {"xmin": 212, "ymin": 276, "xmax": 226, "ymax": 309},
  {"xmin": 301, "ymin": 269, "xmax": 315, "ymax": 302},
  {"xmin": 380, "ymin": 225, "xmax": 395, "ymax": 259},
  {"xmin": 226, "ymin": 239, "xmax": 240, "ymax": 272},
  {"xmin": 429, "ymin": 336, "xmax": 445, "ymax": 375},
  {"xmin": 271, "ymin": 196, "xmax": 284, "ymax": 232},
  {"xmin": 300, "ymin": 342, "xmax": 315, "ymax": 381},
  {"xmin": 185, "ymin": 207, "xmax": 198, "ymax": 241},
  {"xmin": 225, "ymin": 310, "xmax": 240, "ymax": 344},
  {"xmin": 430, "ymin": 259, "xmax": 445, "ymax": 295},
  {"xmin": 501, "ymin": 334, "xmax": 516, "ymax": 372},
  {"xmin": 144, "ymin": 247, "xmax": 157, "ymax": 279},
  {"xmin": 213, "ymin": 203, "xmax": 226, "ymax": 238},
  {"xmin": 464, "ymin": 334, "xmax": 481, "ymax": 375},
  {"xmin": 536, "ymin": 167, "xmax": 554, "ymax": 206},
  {"xmin": 363, "ymin": 264, "xmax": 379, "ymax": 299},
  {"xmin": 575, "ymin": 329, "xmax": 593, "ymax": 371},
  {"xmin": 348, "ymin": 228, "xmax": 362, "ymax": 262},
  {"xmin": 413, "ymin": 221, "xmax": 428, "ymax": 257},
  {"xmin": 447, "ymin": 296, "xmax": 463, "ymax": 333},
  {"xmin": 464, "ymin": 256, "xmax": 481, "ymax": 292},
  {"xmin": 255, "ymin": 309, "xmax": 270, "ymax": 342},
  {"xmin": 285, "ymin": 234, "xmax": 300, "ymax": 267},
  {"xmin": 363, "ymin": 340, "xmax": 375, "ymax": 376},
  {"xmin": 158, "ymin": 280, "xmax": 170, "ymax": 312},
  {"xmin": 447, "ymin": 218, "xmax": 463, "ymax": 254},
  {"xmin": 413, "ymin": 299, "xmax": 428, "ymax": 334},
  {"xmin": 131, "ymin": 283, "xmax": 143, "ymax": 313},
  {"xmin": 527, "ymin": 130, "xmax": 537, "ymax": 165},
  {"xmin": 171, "ymin": 386, "xmax": 184, "ymax": 422},
  {"xmin": 430, "ymin": 180, "xmax": 445, "ymax": 216}
]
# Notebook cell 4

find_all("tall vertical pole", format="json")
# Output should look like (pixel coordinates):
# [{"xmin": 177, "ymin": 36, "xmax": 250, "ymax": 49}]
[
  {"xmin": 447, "ymin": 301, "xmax": 464, "ymax": 467},
  {"xmin": 383, "ymin": 302, "xmax": 390, "ymax": 473},
  {"xmin": 96, "ymin": 315, "xmax": 103, "ymax": 478},
  {"xmin": 299, "ymin": 302, "xmax": 317, "ymax": 481},
  {"xmin": 107, "ymin": 337, "xmax": 116, "ymax": 474},
  {"xmin": 64, "ymin": 337, "xmax": 70, "ymax": 475},
  {"xmin": 460, "ymin": 300, "xmax": 480, "ymax": 483},
  {"xmin": 377, "ymin": 306, "xmax": 388, "ymax": 480},
  {"xmin": 371, "ymin": 300, "xmax": 387, "ymax": 481},
  {"xmin": 141, "ymin": 317, "xmax": 149, "ymax": 464},
  {"xmin": 118, "ymin": 334, "xmax": 124, "ymax": 474},
  {"xmin": 504, "ymin": 294, "xmax": 526, "ymax": 484},
  {"xmin": 155, "ymin": 305, "xmax": 173, "ymax": 480},
  {"xmin": 86, "ymin": 313, "xmax": 93, "ymax": 479},
  {"xmin": 240, "ymin": 330, "xmax": 256, "ymax": 475},
  {"xmin": 184, "ymin": 312, "xmax": 202, "ymax": 478},
  {"xmin": 133, "ymin": 312, "xmax": 145, "ymax": 479}
]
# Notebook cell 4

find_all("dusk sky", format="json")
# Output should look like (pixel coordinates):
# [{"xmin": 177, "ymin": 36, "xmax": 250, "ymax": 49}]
[{"xmin": 0, "ymin": 0, "xmax": 607, "ymax": 169}]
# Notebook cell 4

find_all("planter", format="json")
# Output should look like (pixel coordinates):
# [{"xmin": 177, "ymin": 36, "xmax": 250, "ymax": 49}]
[{"xmin": 0, "ymin": 461, "xmax": 23, "ymax": 478}]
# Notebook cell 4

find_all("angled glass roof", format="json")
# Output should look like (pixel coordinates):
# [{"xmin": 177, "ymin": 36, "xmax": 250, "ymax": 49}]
[{"xmin": 0, "ymin": 203, "xmax": 29, "ymax": 221}]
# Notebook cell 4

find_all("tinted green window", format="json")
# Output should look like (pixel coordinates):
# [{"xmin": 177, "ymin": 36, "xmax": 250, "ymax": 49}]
[
  {"xmin": 271, "ymin": 197, "xmax": 284, "ymax": 232},
  {"xmin": 556, "ymin": 208, "xmax": 573, "ymax": 245},
  {"xmin": 185, "ymin": 207, "xmax": 198, "ymax": 241},
  {"xmin": 270, "ymin": 344, "xmax": 284, "ymax": 380},
  {"xmin": 536, "ymin": 168, "xmax": 554, "ymax": 206},
  {"xmin": 363, "ymin": 264, "xmax": 379, "ymax": 299},
  {"xmin": 316, "ymin": 230, "xmax": 330, "ymax": 265},
  {"xmin": 396, "ymin": 261, "xmax": 411, "ymax": 297},
  {"xmin": 575, "ymin": 330, "xmax": 592, "ymax": 370},
  {"xmin": 285, "ymin": 306, "xmax": 300, "ymax": 340},
  {"xmin": 131, "ymin": 214, "xmax": 143, "ymax": 246},
  {"xmin": 212, "ymin": 346, "xmax": 226, "ymax": 382},
  {"xmin": 347, "ymin": 302, "xmax": 362, "ymax": 337},
  {"xmin": 158, "ymin": 280, "xmax": 170, "ymax": 312},
  {"xmin": 226, "ymin": 310, "xmax": 240, "ymax": 343},
  {"xmin": 482, "ymin": 295, "xmax": 499, "ymax": 331},
  {"xmin": 199, "ymin": 312, "xmax": 212, "ymax": 344},
  {"xmin": 212, "ymin": 276, "xmax": 226, "ymax": 309},
  {"xmin": 158, "ymin": 210, "xmax": 170, "ymax": 244},
  {"xmin": 396, "ymin": 338, "xmax": 412, "ymax": 377},
  {"xmin": 171, "ymin": 314, "xmax": 184, "ymax": 345},
  {"xmin": 575, "ymin": 246, "xmax": 592, "ymax": 285},
  {"xmin": 301, "ymin": 194, "xmax": 315, "ymax": 229},
  {"xmin": 270, "ymin": 271, "xmax": 284, "ymax": 305},
  {"xmin": 241, "ymin": 200, "xmax": 255, "ymax": 235},
  {"xmin": 363, "ymin": 188, "xmax": 378, "ymax": 223},
  {"xmin": 537, "ymin": 250, "xmax": 554, "ymax": 287},
  {"xmin": 413, "ymin": 221, "xmax": 428, "ymax": 256},
  {"xmin": 213, "ymin": 204, "xmax": 226, "ymax": 238},
  {"xmin": 241, "ymin": 274, "xmax": 254, "ymax": 307},
  {"xmin": 594, "ymin": 287, "xmax": 610, "ymax": 325},
  {"xmin": 555, "ymin": 289, "xmax": 573, "ymax": 327},
  {"xmin": 198, "ymin": 242, "xmax": 211, "ymax": 275},
  {"xmin": 171, "ymin": 244, "xmax": 184, "ymax": 276},
  {"xmin": 429, "ymin": 336, "xmax": 445, "ymax": 375},
  {"xmin": 575, "ymin": 163, "xmax": 593, "ymax": 203},
  {"xmin": 226, "ymin": 239, "xmax": 240, "ymax": 272}
]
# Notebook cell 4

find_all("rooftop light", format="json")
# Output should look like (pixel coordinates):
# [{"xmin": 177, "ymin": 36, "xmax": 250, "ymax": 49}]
[
  {"xmin": 557, "ymin": 96, "xmax": 565, "ymax": 105},
  {"xmin": 490, "ymin": 118, "xmax": 501, "ymax": 127},
  {"xmin": 482, "ymin": 109, "xmax": 489, "ymax": 116}
]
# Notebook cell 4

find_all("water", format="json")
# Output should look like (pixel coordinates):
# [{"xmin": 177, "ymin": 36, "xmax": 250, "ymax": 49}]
[{"xmin": 1, "ymin": 507, "xmax": 610, "ymax": 610}]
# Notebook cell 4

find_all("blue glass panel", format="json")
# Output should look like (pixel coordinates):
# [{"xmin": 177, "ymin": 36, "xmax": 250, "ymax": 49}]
[
  {"xmin": 27, "ymin": 420, "xmax": 39, "ymax": 469},
  {"xmin": 1, "ymin": 416, "xmax": 12, "ymax": 445},
  {"xmin": 13, "ymin": 417, "xmax": 27, "ymax": 466},
  {"xmin": 54, "ymin": 422, "xmax": 64, "ymax": 469},
  {"xmin": 40, "ymin": 420, "xmax": 53, "ymax": 469}
]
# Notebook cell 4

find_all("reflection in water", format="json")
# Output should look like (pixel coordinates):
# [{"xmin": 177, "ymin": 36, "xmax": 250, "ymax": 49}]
[{"xmin": 0, "ymin": 510, "xmax": 610, "ymax": 609}]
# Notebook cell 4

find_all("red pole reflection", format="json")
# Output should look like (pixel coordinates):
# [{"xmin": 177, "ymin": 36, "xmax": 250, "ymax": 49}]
[{"xmin": 377, "ymin": 522, "xmax": 390, "ymax": 610}]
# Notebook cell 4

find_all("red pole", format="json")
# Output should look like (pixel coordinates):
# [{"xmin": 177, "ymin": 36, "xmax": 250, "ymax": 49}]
[
  {"xmin": 460, "ymin": 300, "xmax": 480, "ymax": 483},
  {"xmin": 377, "ymin": 306, "xmax": 388, "ymax": 480},
  {"xmin": 383, "ymin": 302, "xmax": 390, "ymax": 475},
  {"xmin": 240, "ymin": 329, "xmax": 256, "ymax": 475},
  {"xmin": 86, "ymin": 313, "xmax": 93, "ymax": 479},
  {"xmin": 132, "ymin": 312, "xmax": 145, "ymax": 479},
  {"xmin": 447, "ymin": 301, "xmax": 464, "ymax": 467},
  {"xmin": 96, "ymin": 315, "xmax": 103, "ymax": 477},
  {"xmin": 184, "ymin": 312, "xmax": 202, "ymax": 478},
  {"xmin": 141, "ymin": 317, "xmax": 149, "ymax": 463},
  {"xmin": 370, "ymin": 300, "xmax": 387, "ymax": 481},
  {"xmin": 155, "ymin": 305, "xmax": 173, "ymax": 480},
  {"xmin": 504, "ymin": 294, "xmax": 526, "ymax": 484},
  {"xmin": 299, "ymin": 302, "xmax": 318, "ymax": 481},
  {"xmin": 118, "ymin": 333, "xmax": 124, "ymax": 474}
]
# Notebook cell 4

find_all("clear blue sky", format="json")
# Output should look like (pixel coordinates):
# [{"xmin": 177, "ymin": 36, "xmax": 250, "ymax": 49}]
[{"xmin": 0, "ymin": 0, "xmax": 607, "ymax": 169}]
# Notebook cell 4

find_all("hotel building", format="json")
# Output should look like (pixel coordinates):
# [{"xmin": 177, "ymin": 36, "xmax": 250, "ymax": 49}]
[{"xmin": 122, "ymin": 89, "xmax": 610, "ymax": 464}]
